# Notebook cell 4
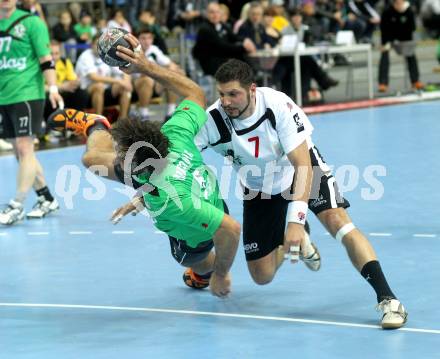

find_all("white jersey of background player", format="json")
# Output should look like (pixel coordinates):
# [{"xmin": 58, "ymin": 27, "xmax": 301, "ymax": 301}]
[{"xmin": 193, "ymin": 59, "xmax": 407, "ymax": 330}]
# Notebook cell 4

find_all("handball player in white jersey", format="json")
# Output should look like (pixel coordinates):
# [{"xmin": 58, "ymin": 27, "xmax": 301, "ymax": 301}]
[{"xmin": 194, "ymin": 59, "xmax": 407, "ymax": 329}]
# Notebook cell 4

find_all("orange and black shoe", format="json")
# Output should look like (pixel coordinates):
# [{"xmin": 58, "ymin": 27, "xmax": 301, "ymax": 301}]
[
  {"xmin": 183, "ymin": 268, "xmax": 211, "ymax": 289},
  {"xmin": 47, "ymin": 109, "xmax": 111, "ymax": 137}
]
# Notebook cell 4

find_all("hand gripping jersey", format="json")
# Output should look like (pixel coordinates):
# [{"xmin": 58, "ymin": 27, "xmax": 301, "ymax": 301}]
[{"xmin": 195, "ymin": 87, "xmax": 329, "ymax": 195}]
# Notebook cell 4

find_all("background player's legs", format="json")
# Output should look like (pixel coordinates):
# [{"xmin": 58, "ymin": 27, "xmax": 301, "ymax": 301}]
[{"xmin": 13, "ymin": 136, "xmax": 40, "ymax": 202}]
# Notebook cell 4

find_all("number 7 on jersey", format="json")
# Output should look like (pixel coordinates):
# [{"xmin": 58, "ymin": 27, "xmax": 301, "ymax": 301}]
[{"xmin": 248, "ymin": 136, "xmax": 259, "ymax": 158}]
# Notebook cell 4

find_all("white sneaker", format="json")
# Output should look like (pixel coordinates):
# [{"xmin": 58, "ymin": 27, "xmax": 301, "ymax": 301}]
[
  {"xmin": 0, "ymin": 139, "xmax": 13, "ymax": 151},
  {"xmin": 26, "ymin": 196, "xmax": 59, "ymax": 219},
  {"xmin": 0, "ymin": 199, "xmax": 25, "ymax": 225},
  {"xmin": 377, "ymin": 298, "xmax": 408, "ymax": 329},
  {"xmin": 300, "ymin": 241, "xmax": 321, "ymax": 271}
]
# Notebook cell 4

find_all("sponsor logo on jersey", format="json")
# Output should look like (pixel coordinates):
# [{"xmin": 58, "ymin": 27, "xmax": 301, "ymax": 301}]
[
  {"xmin": 0, "ymin": 56, "xmax": 27, "ymax": 71},
  {"xmin": 173, "ymin": 149, "xmax": 194, "ymax": 180},
  {"xmin": 293, "ymin": 112, "xmax": 304, "ymax": 133},
  {"xmin": 223, "ymin": 149, "xmax": 243, "ymax": 165},
  {"xmin": 12, "ymin": 23, "xmax": 26, "ymax": 39}
]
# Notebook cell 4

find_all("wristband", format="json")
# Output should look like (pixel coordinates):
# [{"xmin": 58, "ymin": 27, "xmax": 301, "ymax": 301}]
[
  {"xmin": 49, "ymin": 85, "xmax": 59, "ymax": 94},
  {"xmin": 286, "ymin": 200, "xmax": 308, "ymax": 225}
]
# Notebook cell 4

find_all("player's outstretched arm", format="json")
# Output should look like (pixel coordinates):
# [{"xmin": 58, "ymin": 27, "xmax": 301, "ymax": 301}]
[{"xmin": 116, "ymin": 34, "xmax": 205, "ymax": 109}]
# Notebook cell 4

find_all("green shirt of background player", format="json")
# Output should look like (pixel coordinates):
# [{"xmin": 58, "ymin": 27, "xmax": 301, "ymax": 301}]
[{"xmin": 0, "ymin": 0, "xmax": 63, "ymax": 225}]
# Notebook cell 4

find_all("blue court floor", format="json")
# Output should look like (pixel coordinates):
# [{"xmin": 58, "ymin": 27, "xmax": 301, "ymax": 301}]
[{"xmin": 0, "ymin": 101, "xmax": 439, "ymax": 358}]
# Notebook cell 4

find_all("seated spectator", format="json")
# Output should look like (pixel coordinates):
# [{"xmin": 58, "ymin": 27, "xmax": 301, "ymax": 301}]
[
  {"xmin": 263, "ymin": 6, "xmax": 281, "ymax": 45},
  {"xmin": 193, "ymin": 2, "xmax": 256, "ymax": 76},
  {"xmin": 19, "ymin": 0, "xmax": 46, "ymax": 23},
  {"xmin": 346, "ymin": 0, "xmax": 380, "ymax": 43},
  {"xmin": 75, "ymin": 35, "xmax": 132, "ymax": 119},
  {"xmin": 131, "ymin": 27, "xmax": 184, "ymax": 120},
  {"xmin": 378, "ymin": 0, "xmax": 424, "ymax": 92},
  {"xmin": 270, "ymin": 0, "xmax": 289, "ymax": 33},
  {"xmin": 273, "ymin": 8, "xmax": 339, "ymax": 103},
  {"xmin": 43, "ymin": 40, "xmax": 89, "ymax": 122},
  {"xmin": 74, "ymin": 10, "xmax": 96, "ymax": 45},
  {"xmin": 51, "ymin": 10, "xmax": 77, "ymax": 61},
  {"xmin": 107, "ymin": 8, "xmax": 132, "ymax": 33},
  {"xmin": 237, "ymin": 1, "xmax": 277, "ymax": 49},
  {"xmin": 171, "ymin": 0, "xmax": 212, "ymax": 34},
  {"xmin": 219, "ymin": 3, "xmax": 235, "ymax": 30},
  {"xmin": 421, "ymin": 0, "xmax": 440, "ymax": 38},
  {"xmin": 137, "ymin": 10, "xmax": 168, "ymax": 54}
]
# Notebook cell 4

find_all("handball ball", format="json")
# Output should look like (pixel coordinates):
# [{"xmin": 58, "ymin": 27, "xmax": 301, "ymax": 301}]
[{"xmin": 97, "ymin": 28, "xmax": 132, "ymax": 67}]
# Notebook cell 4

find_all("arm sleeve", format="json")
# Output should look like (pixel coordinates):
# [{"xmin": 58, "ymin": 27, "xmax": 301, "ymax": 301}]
[
  {"xmin": 275, "ymin": 95, "xmax": 313, "ymax": 155},
  {"xmin": 30, "ymin": 17, "xmax": 51, "ymax": 59}
]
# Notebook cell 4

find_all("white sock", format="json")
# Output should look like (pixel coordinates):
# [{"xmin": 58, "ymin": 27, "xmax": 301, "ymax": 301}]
[{"xmin": 139, "ymin": 106, "xmax": 149, "ymax": 118}]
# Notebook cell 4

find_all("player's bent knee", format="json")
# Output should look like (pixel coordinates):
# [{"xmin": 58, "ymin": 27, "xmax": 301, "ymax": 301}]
[{"xmin": 248, "ymin": 265, "xmax": 275, "ymax": 285}]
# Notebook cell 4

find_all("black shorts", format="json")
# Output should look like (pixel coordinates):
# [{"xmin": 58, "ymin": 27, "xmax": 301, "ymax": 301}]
[
  {"xmin": 0, "ymin": 99, "xmax": 45, "ymax": 139},
  {"xmin": 243, "ymin": 146, "xmax": 350, "ymax": 261},
  {"xmin": 168, "ymin": 201, "xmax": 229, "ymax": 267}
]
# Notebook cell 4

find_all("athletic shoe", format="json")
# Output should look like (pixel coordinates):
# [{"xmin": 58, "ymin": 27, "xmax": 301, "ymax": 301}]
[
  {"xmin": 183, "ymin": 268, "xmax": 210, "ymax": 289},
  {"xmin": 300, "ymin": 241, "xmax": 321, "ymax": 271},
  {"xmin": 377, "ymin": 298, "xmax": 408, "ymax": 329},
  {"xmin": 47, "ymin": 109, "xmax": 111, "ymax": 137},
  {"xmin": 0, "ymin": 139, "xmax": 13, "ymax": 151},
  {"xmin": 412, "ymin": 81, "xmax": 424, "ymax": 91},
  {"xmin": 26, "ymin": 196, "xmax": 59, "ymax": 219},
  {"xmin": 378, "ymin": 84, "xmax": 388, "ymax": 93},
  {"xmin": 0, "ymin": 199, "xmax": 25, "ymax": 225}
]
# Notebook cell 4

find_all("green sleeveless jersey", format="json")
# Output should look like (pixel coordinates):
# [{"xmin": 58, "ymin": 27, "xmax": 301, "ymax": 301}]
[{"xmin": 0, "ymin": 9, "xmax": 50, "ymax": 105}]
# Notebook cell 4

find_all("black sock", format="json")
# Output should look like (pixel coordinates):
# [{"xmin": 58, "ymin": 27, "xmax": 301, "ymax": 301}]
[
  {"xmin": 195, "ymin": 271, "xmax": 213, "ymax": 280},
  {"xmin": 86, "ymin": 122, "xmax": 109, "ymax": 136},
  {"xmin": 361, "ymin": 260, "xmax": 396, "ymax": 303},
  {"xmin": 36, "ymin": 186, "xmax": 54, "ymax": 202}
]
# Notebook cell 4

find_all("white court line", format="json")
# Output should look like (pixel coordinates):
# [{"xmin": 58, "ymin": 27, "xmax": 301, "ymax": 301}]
[
  {"xmin": 413, "ymin": 234, "xmax": 437, "ymax": 238},
  {"xmin": 369, "ymin": 233, "xmax": 392, "ymax": 237},
  {"xmin": 112, "ymin": 230, "xmax": 134, "ymax": 234},
  {"xmin": 69, "ymin": 231, "xmax": 92, "ymax": 235},
  {"xmin": 0, "ymin": 232, "xmax": 7, "ymax": 236},
  {"xmin": 154, "ymin": 230, "xmax": 165, "ymax": 234},
  {"xmin": 0, "ymin": 302, "xmax": 438, "ymax": 335},
  {"xmin": 27, "ymin": 232, "xmax": 49, "ymax": 236}
]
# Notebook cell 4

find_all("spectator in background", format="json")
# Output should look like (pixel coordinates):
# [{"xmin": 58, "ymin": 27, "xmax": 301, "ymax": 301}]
[
  {"xmin": 262, "ymin": 5, "xmax": 281, "ymax": 46},
  {"xmin": 270, "ymin": 0, "xmax": 289, "ymax": 32},
  {"xmin": 74, "ymin": 10, "xmax": 95, "ymax": 46},
  {"xmin": 237, "ymin": 1, "xmax": 276, "ymax": 49},
  {"xmin": 346, "ymin": 0, "xmax": 380, "ymax": 43},
  {"xmin": 378, "ymin": 0, "xmax": 424, "ymax": 92},
  {"xmin": 75, "ymin": 35, "xmax": 132, "ymax": 119},
  {"xmin": 51, "ymin": 10, "xmax": 77, "ymax": 61},
  {"xmin": 107, "ymin": 8, "xmax": 132, "ymax": 33},
  {"xmin": 171, "ymin": 0, "xmax": 213, "ymax": 33},
  {"xmin": 274, "ymin": 8, "xmax": 338, "ymax": 103},
  {"xmin": 219, "ymin": 3, "xmax": 234, "ymax": 30},
  {"xmin": 137, "ymin": 10, "xmax": 168, "ymax": 54},
  {"xmin": 420, "ymin": 0, "xmax": 440, "ymax": 38},
  {"xmin": 19, "ymin": 0, "xmax": 46, "ymax": 23},
  {"xmin": 44, "ymin": 40, "xmax": 89, "ymax": 122},
  {"xmin": 131, "ymin": 27, "xmax": 183, "ymax": 120},
  {"xmin": 193, "ymin": 2, "xmax": 256, "ymax": 76}
]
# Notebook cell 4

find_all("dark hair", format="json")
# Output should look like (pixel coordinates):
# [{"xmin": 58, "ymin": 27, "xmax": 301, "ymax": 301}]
[
  {"xmin": 111, "ymin": 118, "xmax": 170, "ymax": 172},
  {"xmin": 136, "ymin": 25, "xmax": 154, "ymax": 37},
  {"xmin": 214, "ymin": 59, "xmax": 255, "ymax": 88}
]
